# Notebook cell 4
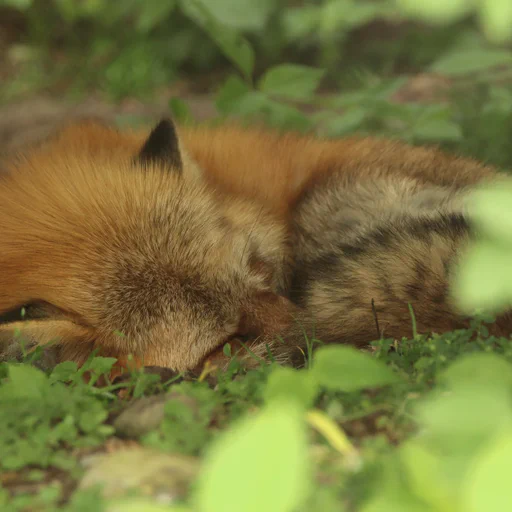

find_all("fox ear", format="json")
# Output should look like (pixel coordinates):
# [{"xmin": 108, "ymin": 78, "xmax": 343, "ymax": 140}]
[{"xmin": 138, "ymin": 118, "xmax": 182, "ymax": 172}]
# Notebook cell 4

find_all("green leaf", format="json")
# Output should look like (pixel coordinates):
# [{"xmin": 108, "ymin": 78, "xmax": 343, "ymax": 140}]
[
  {"xmin": 1, "ymin": 0, "xmax": 33, "ymax": 8},
  {"xmin": 136, "ymin": 0, "xmax": 177, "ymax": 33},
  {"xmin": 312, "ymin": 346, "xmax": 401, "ymax": 392},
  {"xmin": 109, "ymin": 500, "xmax": 190, "ymax": 512},
  {"xmin": 464, "ymin": 433, "xmax": 512, "ymax": 512},
  {"xmin": 84, "ymin": 357, "xmax": 117, "ymax": 376},
  {"xmin": 264, "ymin": 367, "xmax": 319, "ymax": 409},
  {"xmin": 182, "ymin": 0, "xmax": 254, "ymax": 80},
  {"xmin": 190, "ymin": 0, "xmax": 274, "ymax": 31},
  {"xmin": 469, "ymin": 182, "xmax": 512, "ymax": 244},
  {"xmin": 264, "ymin": 100, "xmax": 313, "ymax": 131},
  {"xmin": 4, "ymin": 364, "xmax": 48, "ymax": 399},
  {"xmin": 324, "ymin": 107, "xmax": 367, "ymax": 136},
  {"xmin": 417, "ymin": 385, "xmax": 512, "ymax": 454},
  {"xmin": 413, "ymin": 118, "xmax": 462, "ymax": 142},
  {"xmin": 396, "ymin": 0, "xmax": 472, "ymax": 23},
  {"xmin": 479, "ymin": 0, "xmax": 512, "ymax": 43},
  {"xmin": 196, "ymin": 402, "xmax": 310, "ymax": 512},
  {"xmin": 430, "ymin": 49, "xmax": 512, "ymax": 76},
  {"xmin": 215, "ymin": 75, "xmax": 251, "ymax": 114},
  {"xmin": 220, "ymin": 90, "xmax": 269, "ymax": 117},
  {"xmin": 400, "ymin": 443, "xmax": 458, "ymax": 511},
  {"xmin": 282, "ymin": 6, "xmax": 321, "ymax": 42},
  {"xmin": 452, "ymin": 240, "xmax": 512, "ymax": 314},
  {"xmin": 78, "ymin": 403, "xmax": 109, "ymax": 434},
  {"xmin": 49, "ymin": 361, "xmax": 79, "ymax": 383},
  {"xmin": 441, "ymin": 353, "xmax": 512, "ymax": 390},
  {"xmin": 258, "ymin": 64, "xmax": 324, "ymax": 100},
  {"xmin": 169, "ymin": 98, "xmax": 193, "ymax": 124},
  {"xmin": 361, "ymin": 483, "xmax": 433, "ymax": 512},
  {"xmin": 321, "ymin": 0, "xmax": 388, "ymax": 32}
]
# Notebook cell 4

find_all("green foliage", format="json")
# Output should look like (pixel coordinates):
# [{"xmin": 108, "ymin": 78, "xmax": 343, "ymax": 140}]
[
  {"xmin": 3, "ymin": 322, "xmax": 512, "ymax": 510},
  {"xmin": 398, "ymin": 0, "xmax": 512, "ymax": 43},
  {"xmin": 361, "ymin": 353, "xmax": 512, "ymax": 512},
  {"xmin": 196, "ymin": 401, "xmax": 309, "ymax": 512},
  {"xmin": 142, "ymin": 382, "xmax": 218, "ymax": 456},
  {"xmin": 264, "ymin": 366, "xmax": 319, "ymax": 409},
  {"xmin": 453, "ymin": 181, "xmax": 512, "ymax": 314},
  {"xmin": 0, "ymin": 362, "xmax": 114, "ymax": 471},
  {"xmin": 3, "ymin": 2, "xmax": 512, "ymax": 511},
  {"xmin": 3, "ymin": 0, "xmax": 512, "ymax": 113},
  {"xmin": 258, "ymin": 64, "xmax": 325, "ymax": 100},
  {"xmin": 312, "ymin": 345, "xmax": 402, "ymax": 392}
]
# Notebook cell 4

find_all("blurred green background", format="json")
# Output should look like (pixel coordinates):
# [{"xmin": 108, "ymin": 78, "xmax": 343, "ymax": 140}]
[{"xmin": 2, "ymin": 0, "xmax": 512, "ymax": 166}]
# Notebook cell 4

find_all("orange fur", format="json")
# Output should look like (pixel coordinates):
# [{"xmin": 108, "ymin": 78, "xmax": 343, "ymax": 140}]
[
  {"xmin": 0, "ymin": 119, "xmax": 503, "ymax": 374},
  {"xmin": 35, "ymin": 120, "xmax": 498, "ymax": 215}
]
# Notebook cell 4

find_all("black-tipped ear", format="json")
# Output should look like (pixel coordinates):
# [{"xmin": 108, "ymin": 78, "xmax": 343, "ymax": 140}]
[{"xmin": 138, "ymin": 118, "xmax": 182, "ymax": 172}]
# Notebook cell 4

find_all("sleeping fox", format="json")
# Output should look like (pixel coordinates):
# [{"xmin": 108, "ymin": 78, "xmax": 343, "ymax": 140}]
[{"xmin": 0, "ymin": 117, "xmax": 509, "ymax": 375}]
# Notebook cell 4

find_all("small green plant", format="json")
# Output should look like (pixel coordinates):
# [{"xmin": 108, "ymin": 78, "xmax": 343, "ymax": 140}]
[{"xmin": 0, "ymin": 361, "xmax": 114, "ymax": 471}]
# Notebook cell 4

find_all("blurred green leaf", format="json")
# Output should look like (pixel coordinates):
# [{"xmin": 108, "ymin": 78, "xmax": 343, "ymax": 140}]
[
  {"xmin": 417, "ymin": 385, "xmax": 512, "ymax": 454},
  {"xmin": 196, "ymin": 401, "xmax": 310, "ymax": 512},
  {"xmin": 191, "ymin": 0, "xmax": 274, "ymax": 31},
  {"xmin": 183, "ymin": 0, "xmax": 255, "ymax": 80},
  {"xmin": 464, "ymin": 433, "xmax": 512, "ymax": 512},
  {"xmin": 325, "ymin": 107, "xmax": 367, "ymax": 136},
  {"xmin": 1, "ymin": 0, "xmax": 33, "ymax": 8},
  {"xmin": 400, "ymin": 443, "xmax": 458, "ymax": 511},
  {"xmin": 479, "ymin": 0, "xmax": 512, "ymax": 43},
  {"xmin": 282, "ymin": 6, "xmax": 321, "ymax": 42},
  {"xmin": 49, "ymin": 361, "xmax": 79, "ymax": 384},
  {"xmin": 263, "ymin": 100, "xmax": 313, "ymax": 131},
  {"xmin": 469, "ymin": 182, "xmax": 512, "ymax": 244},
  {"xmin": 453, "ymin": 180, "xmax": 512, "ymax": 316},
  {"xmin": 413, "ymin": 118, "xmax": 462, "ymax": 142},
  {"xmin": 215, "ymin": 75, "xmax": 251, "ymax": 114},
  {"xmin": 321, "ymin": 0, "xmax": 391, "ymax": 33},
  {"xmin": 169, "ymin": 97, "xmax": 193, "ymax": 124},
  {"xmin": 312, "ymin": 346, "xmax": 401, "ymax": 392},
  {"xmin": 362, "ymin": 485, "xmax": 432, "ymax": 512},
  {"xmin": 109, "ymin": 499, "xmax": 190, "ymax": 512},
  {"xmin": 440, "ymin": 353, "xmax": 512, "ymax": 390},
  {"xmin": 2, "ymin": 364, "xmax": 47, "ymax": 400},
  {"xmin": 83, "ymin": 356, "xmax": 117, "ymax": 376},
  {"xmin": 264, "ymin": 367, "xmax": 319, "ymax": 409},
  {"xmin": 453, "ymin": 240, "xmax": 512, "ymax": 314},
  {"xmin": 396, "ymin": 0, "xmax": 472, "ymax": 23},
  {"xmin": 431, "ymin": 49, "xmax": 512, "ymax": 75},
  {"xmin": 136, "ymin": 0, "xmax": 178, "ymax": 33},
  {"xmin": 259, "ymin": 64, "xmax": 324, "ymax": 100}
]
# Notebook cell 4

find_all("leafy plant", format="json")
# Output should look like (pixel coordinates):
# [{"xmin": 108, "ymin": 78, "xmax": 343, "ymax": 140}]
[{"xmin": 0, "ymin": 362, "xmax": 114, "ymax": 471}]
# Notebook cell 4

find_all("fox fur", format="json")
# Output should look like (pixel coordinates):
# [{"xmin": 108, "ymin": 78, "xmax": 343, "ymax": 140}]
[{"xmin": 0, "ymin": 117, "xmax": 509, "ymax": 375}]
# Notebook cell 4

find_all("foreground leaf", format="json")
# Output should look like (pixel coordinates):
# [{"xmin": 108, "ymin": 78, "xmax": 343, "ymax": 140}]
[
  {"xmin": 440, "ymin": 353, "xmax": 512, "ymax": 390},
  {"xmin": 469, "ymin": 182, "xmax": 512, "ymax": 245},
  {"xmin": 452, "ymin": 240, "xmax": 512, "ymax": 314},
  {"xmin": 312, "ymin": 346, "xmax": 401, "ymax": 392},
  {"xmin": 464, "ymin": 432, "xmax": 512, "ymax": 512},
  {"xmin": 196, "ymin": 401, "xmax": 310, "ymax": 512},
  {"xmin": 264, "ymin": 367, "xmax": 319, "ymax": 409}
]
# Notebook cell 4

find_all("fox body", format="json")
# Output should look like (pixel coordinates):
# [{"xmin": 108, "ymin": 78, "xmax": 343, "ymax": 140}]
[{"xmin": 0, "ymin": 118, "xmax": 508, "ymax": 374}]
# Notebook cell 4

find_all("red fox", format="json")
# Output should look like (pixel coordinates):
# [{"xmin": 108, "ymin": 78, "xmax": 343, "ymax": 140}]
[{"xmin": 0, "ymin": 117, "xmax": 508, "ymax": 376}]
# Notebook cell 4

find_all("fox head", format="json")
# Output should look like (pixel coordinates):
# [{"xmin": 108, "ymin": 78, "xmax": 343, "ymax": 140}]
[{"xmin": 0, "ymin": 119, "xmax": 304, "ymax": 373}]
